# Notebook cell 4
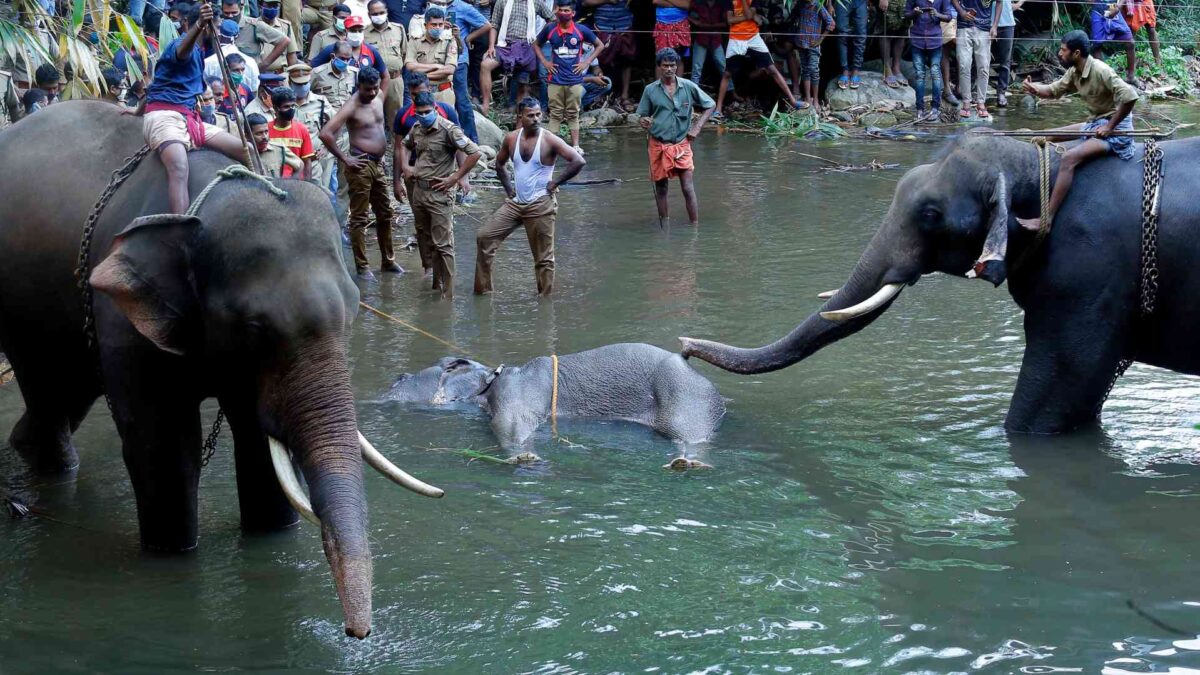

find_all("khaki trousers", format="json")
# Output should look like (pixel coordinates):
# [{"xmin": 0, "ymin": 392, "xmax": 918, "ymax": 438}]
[
  {"xmin": 547, "ymin": 83, "xmax": 583, "ymax": 135},
  {"xmin": 301, "ymin": 5, "xmax": 333, "ymax": 31},
  {"xmin": 433, "ymin": 85, "xmax": 456, "ymax": 106},
  {"xmin": 411, "ymin": 184, "xmax": 456, "ymax": 297},
  {"xmin": 474, "ymin": 194, "xmax": 557, "ymax": 296},
  {"xmin": 282, "ymin": 0, "xmax": 303, "ymax": 54},
  {"xmin": 346, "ymin": 157, "xmax": 396, "ymax": 270}
]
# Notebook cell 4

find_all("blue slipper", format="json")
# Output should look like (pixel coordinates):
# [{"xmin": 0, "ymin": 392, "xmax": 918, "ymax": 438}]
[
  {"xmin": 837, "ymin": 75, "xmax": 849, "ymax": 90},
  {"xmin": 850, "ymin": 75, "xmax": 861, "ymax": 89}
]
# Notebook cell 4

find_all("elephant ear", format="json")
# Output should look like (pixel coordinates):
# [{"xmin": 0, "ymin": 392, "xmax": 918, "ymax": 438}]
[
  {"xmin": 89, "ymin": 214, "xmax": 203, "ymax": 356},
  {"xmin": 966, "ymin": 172, "xmax": 1011, "ymax": 287}
]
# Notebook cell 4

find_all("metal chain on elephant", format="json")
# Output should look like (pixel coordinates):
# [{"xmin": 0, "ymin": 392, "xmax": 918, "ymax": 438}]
[{"xmin": 1096, "ymin": 139, "xmax": 1165, "ymax": 413}]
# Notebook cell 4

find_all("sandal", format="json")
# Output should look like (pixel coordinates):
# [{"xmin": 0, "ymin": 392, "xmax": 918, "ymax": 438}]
[
  {"xmin": 885, "ymin": 75, "xmax": 898, "ymax": 88},
  {"xmin": 976, "ymin": 105, "xmax": 991, "ymax": 119},
  {"xmin": 959, "ymin": 107, "xmax": 971, "ymax": 118},
  {"xmin": 850, "ymin": 74, "xmax": 861, "ymax": 89},
  {"xmin": 837, "ymin": 75, "xmax": 849, "ymax": 90},
  {"xmin": 896, "ymin": 75, "xmax": 909, "ymax": 86}
]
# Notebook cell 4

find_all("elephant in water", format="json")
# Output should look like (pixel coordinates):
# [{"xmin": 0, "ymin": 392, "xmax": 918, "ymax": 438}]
[
  {"xmin": 0, "ymin": 101, "xmax": 443, "ymax": 638},
  {"xmin": 682, "ymin": 133, "xmax": 1200, "ymax": 435},
  {"xmin": 386, "ymin": 344, "xmax": 727, "ymax": 451}
]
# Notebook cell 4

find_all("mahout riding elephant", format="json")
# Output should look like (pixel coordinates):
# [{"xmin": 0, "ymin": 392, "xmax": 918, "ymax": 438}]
[
  {"xmin": 0, "ymin": 101, "xmax": 442, "ymax": 638},
  {"xmin": 682, "ymin": 133, "xmax": 1200, "ymax": 434},
  {"xmin": 386, "ymin": 344, "xmax": 727, "ymax": 445}
]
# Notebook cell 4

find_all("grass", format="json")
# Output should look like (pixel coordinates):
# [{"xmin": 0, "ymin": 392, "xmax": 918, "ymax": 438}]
[{"xmin": 724, "ymin": 105, "xmax": 849, "ymax": 140}]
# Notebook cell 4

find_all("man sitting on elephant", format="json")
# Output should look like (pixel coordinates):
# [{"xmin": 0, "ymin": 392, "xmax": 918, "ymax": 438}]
[
  {"xmin": 141, "ymin": 2, "xmax": 249, "ymax": 214},
  {"xmin": 1017, "ymin": 29, "xmax": 1138, "ymax": 233}
]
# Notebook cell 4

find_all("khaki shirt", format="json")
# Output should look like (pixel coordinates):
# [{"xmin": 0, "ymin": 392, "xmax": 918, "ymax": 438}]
[
  {"xmin": 403, "ymin": 116, "xmax": 479, "ymax": 180},
  {"xmin": 0, "ymin": 69, "xmax": 20, "ymax": 128},
  {"xmin": 259, "ymin": 144, "xmax": 305, "ymax": 178},
  {"xmin": 244, "ymin": 96, "xmax": 275, "ymax": 123},
  {"xmin": 1047, "ymin": 56, "xmax": 1140, "ymax": 119},
  {"xmin": 212, "ymin": 111, "xmax": 241, "ymax": 134},
  {"xmin": 260, "ymin": 18, "xmax": 301, "ymax": 71},
  {"xmin": 307, "ymin": 27, "xmax": 343, "ymax": 60},
  {"xmin": 311, "ymin": 63, "xmax": 359, "ymax": 108},
  {"xmin": 404, "ymin": 35, "xmax": 457, "ymax": 88},
  {"xmin": 295, "ymin": 94, "xmax": 332, "ymax": 156},
  {"xmin": 236, "ymin": 16, "xmax": 289, "ymax": 61},
  {"xmin": 366, "ymin": 22, "xmax": 408, "ymax": 75}
]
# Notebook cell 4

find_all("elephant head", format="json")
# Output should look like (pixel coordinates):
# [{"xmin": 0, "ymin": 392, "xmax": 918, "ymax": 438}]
[
  {"xmin": 88, "ymin": 182, "xmax": 441, "ymax": 638},
  {"xmin": 387, "ymin": 357, "xmax": 493, "ymax": 405},
  {"xmin": 681, "ymin": 134, "xmax": 1042, "ymax": 373}
]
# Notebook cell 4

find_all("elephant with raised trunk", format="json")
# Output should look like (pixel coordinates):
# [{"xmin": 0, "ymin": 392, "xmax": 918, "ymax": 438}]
[
  {"xmin": 0, "ymin": 101, "xmax": 442, "ymax": 638},
  {"xmin": 682, "ymin": 133, "xmax": 1200, "ymax": 434}
]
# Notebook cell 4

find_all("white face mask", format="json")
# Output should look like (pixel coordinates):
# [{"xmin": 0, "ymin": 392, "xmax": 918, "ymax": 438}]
[
  {"xmin": 370, "ymin": 13, "xmax": 388, "ymax": 25},
  {"xmin": 347, "ymin": 32, "xmax": 364, "ymax": 46}
]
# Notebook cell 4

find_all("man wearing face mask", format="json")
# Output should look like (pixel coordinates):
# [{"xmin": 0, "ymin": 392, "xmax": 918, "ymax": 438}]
[
  {"xmin": 311, "ymin": 40, "xmax": 360, "ymax": 108},
  {"xmin": 308, "ymin": 4, "xmax": 353, "ymax": 59},
  {"xmin": 320, "ymin": 67, "xmax": 403, "ymax": 277},
  {"xmin": 287, "ymin": 63, "xmax": 334, "ymax": 186},
  {"xmin": 101, "ymin": 67, "xmax": 128, "ymax": 107},
  {"xmin": 244, "ymin": 71, "xmax": 285, "ymax": 121},
  {"xmin": 535, "ymin": 0, "xmax": 602, "ymax": 154},
  {"xmin": 398, "ymin": 91, "xmax": 482, "ymax": 297},
  {"xmin": 214, "ymin": 56, "xmax": 254, "ymax": 116},
  {"xmin": 223, "ymin": 0, "xmax": 292, "ymax": 72},
  {"xmin": 257, "ymin": 0, "xmax": 302, "ymax": 71},
  {"xmin": 268, "ymin": 86, "xmax": 316, "ymax": 180},
  {"xmin": 365, "ymin": 0, "xmax": 408, "ymax": 133},
  {"xmin": 205, "ymin": 19, "xmax": 262, "ymax": 92},
  {"xmin": 312, "ymin": 16, "xmax": 392, "ymax": 96},
  {"xmin": 405, "ymin": 6, "xmax": 457, "ymax": 105}
]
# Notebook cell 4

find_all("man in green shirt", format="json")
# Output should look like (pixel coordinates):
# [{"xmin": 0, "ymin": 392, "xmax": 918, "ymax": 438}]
[
  {"xmin": 1019, "ymin": 30, "xmax": 1139, "ymax": 231},
  {"xmin": 635, "ymin": 48, "xmax": 715, "ymax": 227}
]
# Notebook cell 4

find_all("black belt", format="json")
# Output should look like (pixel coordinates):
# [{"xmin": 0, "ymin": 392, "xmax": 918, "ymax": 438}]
[{"xmin": 350, "ymin": 148, "xmax": 383, "ymax": 162}]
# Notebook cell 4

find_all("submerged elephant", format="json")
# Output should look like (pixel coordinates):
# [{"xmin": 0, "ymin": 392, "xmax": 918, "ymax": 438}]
[
  {"xmin": 386, "ymin": 343, "xmax": 727, "ymax": 445},
  {"xmin": 0, "ymin": 101, "xmax": 442, "ymax": 638},
  {"xmin": 682, "ymin": 133, "xmax": 1199, "ymax": 434}
]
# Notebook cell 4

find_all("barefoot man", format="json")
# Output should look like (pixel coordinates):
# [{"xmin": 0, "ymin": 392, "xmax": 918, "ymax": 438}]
[
  {"xmin": 319, "ymin": 66, "xmax": 402, "ymax": 278},
  {"xmin": 636, "ymin": 48, "xmax": 715, "ymax": 227},
  {"xmin": 474, "ymin": 96, "xmax": 585, "ymax": 297},
  {"xmin": 1017, "ymin": 30, "xmax": 1138, "ymax": 232}
]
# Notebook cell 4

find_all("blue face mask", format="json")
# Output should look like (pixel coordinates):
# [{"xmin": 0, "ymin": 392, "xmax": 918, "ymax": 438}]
[
  {"xmin": 332, "ymin": 57, "xmax": 348, "ymax": 72},
  {"xmin": 261, "ymin": 6, "xmax": 279, "ymax": 19},
  {"xmin": 428, "ymin": 28, "xmax": 443, "ymax": 40},
  {"xmin": 292, "ymin": 83, "xmax": 311, "ymax": 99},
  {"xmin": 417, "ymin": 111, "xmax": 438, "ymax": 128}
]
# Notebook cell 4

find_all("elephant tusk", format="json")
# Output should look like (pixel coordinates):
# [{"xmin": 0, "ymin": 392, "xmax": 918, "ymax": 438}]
[
  {"xmin": 359, "ymin": 432, "xmax": 445, "ymax": 499},
  {"xmin": 819, "ymin": 283, "xmax": 905, "ymax": 322},
  {"xmin": 816, "ymin": 288, "xmax": 840, "ymax": 299},
  {"xmin": 267, "ymin": 437, "xmax": 321, "ymax": 526}
]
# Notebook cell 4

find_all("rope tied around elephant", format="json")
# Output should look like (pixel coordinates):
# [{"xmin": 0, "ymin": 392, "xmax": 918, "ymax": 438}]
[
  {"xmin": 1031, "ymin": 137, "xmax": 1066, "ymax": 244},
  {"xmin": 551, "ymin": 354, "xmax": 559, "ymax": 437}
]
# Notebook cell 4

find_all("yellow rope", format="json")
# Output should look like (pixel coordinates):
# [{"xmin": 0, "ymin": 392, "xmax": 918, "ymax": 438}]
[
  {"xmin": 358, "ymin": 301, "xmax": 486, "ymax": 364},
  {"xmin": 1031, "ymin": 137, "xmax": 1065, "ymax": 245},
  {"xmin": 551, "ymin": 354, "xmax": 559, "ymax": 437}
]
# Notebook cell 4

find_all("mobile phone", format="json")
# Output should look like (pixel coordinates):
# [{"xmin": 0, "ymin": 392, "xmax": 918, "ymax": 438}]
[{"xmin": 448, "ymin": 8, "xmax": 457, "ymax": 24}]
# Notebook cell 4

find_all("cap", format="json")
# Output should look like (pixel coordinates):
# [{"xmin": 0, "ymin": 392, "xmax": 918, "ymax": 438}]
[
  {"xmin": 259, "ymin": 72, "xmax": 285, "ymax": 84},
  {"xmin": 219, "ymin": 18, "xmax": 240, "ymax": 37},
  {"xmin": 344, "ymin": 15, "xmax": 365, "ymax": 28},
  {"xmin": 286, "ymin": 63, "xmax": 312, "ymax": 84}
]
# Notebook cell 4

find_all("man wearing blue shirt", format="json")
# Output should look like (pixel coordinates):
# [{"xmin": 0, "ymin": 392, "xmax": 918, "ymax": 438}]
[
  {"xmin": 142, "ymin": 2, "xmax": 248, "ymax": 213},
  {"xmin": 441, "ymin": 0, "xmax": 490, "ymax": 142},
  {"xmin": 535, "ymin": 0, "xmax": 603, "ymax": 153},
  {"xmin": 951, "ymin": 0, "xmax": 991, "ymax": 119}
]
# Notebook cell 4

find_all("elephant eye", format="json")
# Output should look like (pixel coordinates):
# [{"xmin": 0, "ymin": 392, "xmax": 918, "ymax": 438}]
[{"xmin": 920, "ymin": 207, "xmax": 941, "ymax": 224}]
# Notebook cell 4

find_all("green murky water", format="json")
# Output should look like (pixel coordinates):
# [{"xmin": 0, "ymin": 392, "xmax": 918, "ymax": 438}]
[{"xmin": 2, "ymin": 100, "xmax": 1199, "ymax": 673}]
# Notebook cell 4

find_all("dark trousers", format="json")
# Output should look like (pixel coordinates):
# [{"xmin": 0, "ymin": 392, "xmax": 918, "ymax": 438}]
[
  {"xmin": 993, "ymin": 25, "xmax": 1015, "ymax": 93},
  {"xmin": 911, "ymin": 45, "xmax": 943, "ymax": 110},
  {"xmin": 453, "ymin": 62, "xmax": 479, "ymax": 142},
  {"xmin": 836, "ymin": 0, "xmax": 868, "ymax": 71}
]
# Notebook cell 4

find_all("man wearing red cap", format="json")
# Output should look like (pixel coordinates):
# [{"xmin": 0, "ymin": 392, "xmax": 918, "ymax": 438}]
[{"xmin": 311, "ymin": 16, "xmax": 392, "ymax": 96}]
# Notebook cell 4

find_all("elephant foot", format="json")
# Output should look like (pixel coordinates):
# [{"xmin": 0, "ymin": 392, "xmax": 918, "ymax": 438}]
[
  {"xmin": 510, "ymin": 452, "xmax": 541, "ymax": 465},
  {"xmin": 663, "ymin": 456, "xmax": 713, "ymax": 471},
  {"xmin": 9, "ymin": 414, "xmax": 80, "ymax": 475}
]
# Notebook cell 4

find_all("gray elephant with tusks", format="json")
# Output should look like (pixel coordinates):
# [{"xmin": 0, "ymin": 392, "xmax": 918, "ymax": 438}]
[
  {"xmin": 0, "ymin": 101, "xmax": 443, "ymax": 639},
  {"xmin": 386, "ymin": 344, "xmax": 726, "ymax": 460}
]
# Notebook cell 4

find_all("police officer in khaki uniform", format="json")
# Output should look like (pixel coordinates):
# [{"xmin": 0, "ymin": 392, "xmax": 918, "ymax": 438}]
[
  {"xmin": 308, "ymin": 4, "xmax": 353, "ymax": 59},
  {"xmin": 258, "ymin": 0, "xmax": 302, "ymax": 72},
  {"xmin": 397, "ymin": 91, "xmax": 481, "ymax": 298},
  {"xmin": 405, "ymin": 7, "xmax": 457, "ymax": 105},
  {"xmin": 311, "ymin": 43, "xmax": 359, "ymax": 107},
  {"xmin": 365, "ymin": 0, "xmax": 408, "ymax": 129},
  {"xmin": 287, "ymin": 63, "xmax": 334, "ymax": 187},
  {"xmin": 303, "ymin": 0, "xmax": 339, "ymax": 37},
  {"xmin": 221, "ymin": 0, "xmax": 291, "ymax": 72},
  {"xmin": 244, "ymin": 71, "xmax": 286, "ymax": 122}
]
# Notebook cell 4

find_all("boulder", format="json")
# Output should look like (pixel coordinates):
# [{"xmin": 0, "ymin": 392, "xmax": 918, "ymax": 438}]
[
  {"xmin": 625, "ymin": 113, "xmax": 641, "ymax": 126},
  {"xmin": 478, "ymin": 144, "xmax": 497, "ymax": 160},
  {"xmin": 594, "ymin": 107, "xmax": 624, "ymax": 127},
  {"xmin": 858, "ymin": 112, "xmax": 898, "ymax": 127},
  {"xmin": 826, "ymin": 71, "xmax": 916, "ymax": 111},
  {"xmin": 580, "ymin": 111, "xmax": 599, "ymax": 128},
  {"xmin": 829, "ymin": 110, "xmax": 855, "ymax": 123},
  {"xmin": 474, "ymin": 111, "xmax": 506, "ymax": 149}
]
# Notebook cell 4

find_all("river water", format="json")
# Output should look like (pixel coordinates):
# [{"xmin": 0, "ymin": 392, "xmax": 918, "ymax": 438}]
[{"xmin": 2, "ymin": 100, "xmax": 1199, "ymax": 673}]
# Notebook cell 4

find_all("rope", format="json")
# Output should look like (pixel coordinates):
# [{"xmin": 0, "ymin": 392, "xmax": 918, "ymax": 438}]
[
  {"xmin": 358, "ymin": 301, "xmax": 487, "ymax": 364},
  {"xmin": 550, "ymin": 354, "xmax": 559, "ymax": 437},
  {"xmin": 186, "ymin": 164, "xmax": 288, "ymax": 217},
  {"xmin": 1031, "ymin": 136, "xmax": 1065, "ymax": 245}
]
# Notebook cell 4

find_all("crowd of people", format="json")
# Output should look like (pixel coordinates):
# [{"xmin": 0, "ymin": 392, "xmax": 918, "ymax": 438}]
[{"xmin": 0, "ymin": 0, "xmax": 1158, "ymax": 298}]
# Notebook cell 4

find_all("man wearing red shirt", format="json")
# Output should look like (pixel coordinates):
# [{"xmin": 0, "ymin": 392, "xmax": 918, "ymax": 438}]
[{"xmin": 268, "ymin": 86, "xmax": 315, "ymax": 179}]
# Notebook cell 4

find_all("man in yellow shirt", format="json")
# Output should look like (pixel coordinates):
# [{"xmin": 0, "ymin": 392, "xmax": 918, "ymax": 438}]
[{"xmin": 1019, "ymin": 30, "xmax": 1139, "ymax": 231}]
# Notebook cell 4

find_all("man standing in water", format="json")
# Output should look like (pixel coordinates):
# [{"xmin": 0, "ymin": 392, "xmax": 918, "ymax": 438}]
[
  {"xmin": 636, "ymin": 48, "xmax": 715, "ymax": 228},
  {"xmin": 474, "ymin": 97, "xmax": 585, "ymax": 297},
  {"xmin": 319, "ymin": 66, "xmax": 402, "ymax": 278}
]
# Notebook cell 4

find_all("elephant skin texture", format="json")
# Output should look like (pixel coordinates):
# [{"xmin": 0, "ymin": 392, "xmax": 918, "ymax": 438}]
[
  {"xmin": 386, "ymin": 343, "xmax": 727, "ymax": 445},
  {"xmin": 682, "ymin": 133, "xmax": 1200, "ymax": 435},
  {"xmin": 0, "ymin": 101, "xmax": 380, "ymax": 638}
]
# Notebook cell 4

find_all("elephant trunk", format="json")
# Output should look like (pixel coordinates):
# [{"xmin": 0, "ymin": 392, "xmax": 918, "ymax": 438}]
[
  {"xmin": 681, "ymin": 226, "xmax": 915, "ymax": 374},
  {"xmin": 267, "ymin": 335, "xmax": 373, "ymax": 639}
]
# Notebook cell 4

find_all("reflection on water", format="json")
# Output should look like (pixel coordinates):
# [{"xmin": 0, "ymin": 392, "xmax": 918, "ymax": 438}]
[{"xmin": 2, "ymin": 101, "xmax": 1199, "ymax": 672}]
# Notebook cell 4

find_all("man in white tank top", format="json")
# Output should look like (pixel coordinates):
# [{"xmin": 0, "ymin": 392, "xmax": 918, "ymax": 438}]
[{"xmin": 474, "ymin": 97, "xmax": 585, "ymax": 296}]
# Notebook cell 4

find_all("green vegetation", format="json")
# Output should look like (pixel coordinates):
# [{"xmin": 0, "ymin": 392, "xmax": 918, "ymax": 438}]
[{"xmin": 724, "ymin": 105, "xmax": 848, "ymax": 140}]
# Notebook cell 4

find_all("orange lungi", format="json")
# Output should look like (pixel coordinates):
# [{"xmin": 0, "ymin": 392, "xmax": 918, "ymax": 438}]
[
  {"xmin": 1126, "ymin": 0, "xmax": 1156, "ymax": 32},
  {"xmin": 647, "ymin": 136, "xmax": 694, "ymax": 182}
]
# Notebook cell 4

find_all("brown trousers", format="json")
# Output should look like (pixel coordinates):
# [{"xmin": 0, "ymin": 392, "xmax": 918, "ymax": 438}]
[
  {"xmin": 474, "ymin": 194, "xmax": 557, "ymax": 296},
  {"xmin": 411, "ymin": 184, "xmax": 455, "ymax": 297},
  {"xmin": 346, "ymin": 157, "xmax": 395, "ymax": 270}
]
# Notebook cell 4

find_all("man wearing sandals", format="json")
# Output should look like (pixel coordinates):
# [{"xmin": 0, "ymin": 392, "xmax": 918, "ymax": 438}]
[
  {"xmin": 713, "ymin": 0, "xmax": 801, "ymax": 117},
  {"xmin": 1016, "ymin": 30, "xmax": 1138, "ymax": 232},
  {"xmin": 951, "ymin": 0, "xmax": 991, "ymax": 120}
]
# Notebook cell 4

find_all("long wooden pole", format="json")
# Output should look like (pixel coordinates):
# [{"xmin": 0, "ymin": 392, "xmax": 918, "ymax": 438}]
[{"xmin": 206, "ymin": 20, "xmax": 264, "ymax": 174}]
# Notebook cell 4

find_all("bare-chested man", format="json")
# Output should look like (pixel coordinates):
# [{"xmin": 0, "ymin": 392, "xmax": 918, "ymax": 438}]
[{"xmin": 319, "ymin": 65, "xmax": 400, "ymax": 278}]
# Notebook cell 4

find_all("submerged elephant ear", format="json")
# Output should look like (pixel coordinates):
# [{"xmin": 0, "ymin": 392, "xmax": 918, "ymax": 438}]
[
  {"xmin": 89, "ymin": 214, "xmax": 203, "ymax": 355},
  {"xmin": 966, "ymin": 172, "xmax": 1011, "ymax": 287}
]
